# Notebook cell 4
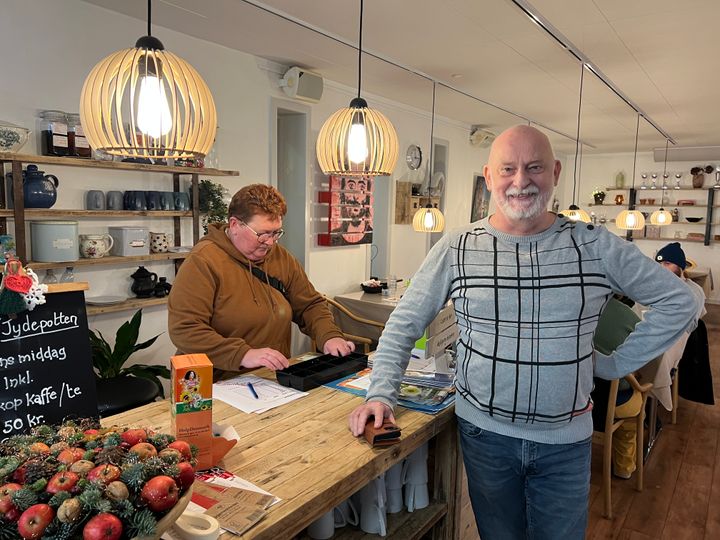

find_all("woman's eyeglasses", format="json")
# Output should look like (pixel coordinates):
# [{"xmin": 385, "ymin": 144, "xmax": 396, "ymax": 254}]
[{"xmin": 241, "ymin": 220, "xmax": 284, "ymax": 243}]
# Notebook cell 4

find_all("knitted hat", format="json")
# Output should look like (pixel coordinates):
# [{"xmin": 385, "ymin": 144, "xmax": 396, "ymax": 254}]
[{"xmin": 655, "ymin": 242, "xmax": 686, "ymax": 269}]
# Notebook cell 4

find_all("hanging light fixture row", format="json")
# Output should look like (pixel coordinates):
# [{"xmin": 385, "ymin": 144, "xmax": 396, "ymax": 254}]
[
  {"xmin": 413, "ymin": 82, "xmax": 445, "ymax": 233},
  {"xmin": 80, "ymin": 0, "xmax": 217, "ymax": 158},
  {"xmin": 617, "ymin": 114, "xmax": 646, "ymax": 231},
  {"xmin": 561, "ymin": 64, "xmax": 590, "ymax": 223},
  {"xmin": 315, "ymin": 0, "xmax": 398, "ymax": 176},
  {"xmin": 650, "ymin": 139, "xmax": 672, "ymax": 226}
]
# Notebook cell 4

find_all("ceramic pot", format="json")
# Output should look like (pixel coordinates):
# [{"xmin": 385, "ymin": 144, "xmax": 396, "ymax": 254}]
[
  {"xmin": 150, "ymin": 232, "xmax": 169, "ymax": 253},
  {"xmin": 692, "ymin": 174, "xmax": 705, "ymax": 188},
  {"xmin": 130, "ymin": 266, "xmax": 158, "ymax": 298},
  {"xmin": 79, "ymin": 234, "xmax": 114, "ymax": 259},
  {"xmin": 614, "ymin": 194, "xmax": 624, "ymax": 205},
  {"xmin": 6, "ymin": 164, "xmax": 59, "ymax": 208},
  {"xmin": 593, "ymin": 193, "xmax": 605, "ymax": 205}
]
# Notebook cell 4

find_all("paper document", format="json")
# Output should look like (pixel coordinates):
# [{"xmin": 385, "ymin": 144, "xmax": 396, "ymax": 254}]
[{"xmin": 213, "ymin": 375, "xmax": 307, "ymax": 414}]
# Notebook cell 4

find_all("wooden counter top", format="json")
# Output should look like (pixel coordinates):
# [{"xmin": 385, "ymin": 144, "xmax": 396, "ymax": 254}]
[{"xmin": 103, "ymin": 373, "xmax": 460, "ymax": 539}]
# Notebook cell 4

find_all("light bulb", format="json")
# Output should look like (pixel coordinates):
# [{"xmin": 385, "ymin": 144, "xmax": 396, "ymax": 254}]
[
  {"xmin": 347, "ymin": 122, "xmax": 368, "ymax": 163},
  {"xmin": 423, "ymin": 210, "xmax": 434, "ymax": 230},
  {"xmin": 137, "ymin": 75, "xmax": 172, "ymax": 138},
  {"xmin": 626, "ymin": 213, "xmax": 637, "ymax": 228},
  {"xmin": 657, "ymin": 213, "xmax": 667, "ymax": 224},
  {"xmin": 567, "ymin": 211, "xmax": 580, "ymax": 221}
]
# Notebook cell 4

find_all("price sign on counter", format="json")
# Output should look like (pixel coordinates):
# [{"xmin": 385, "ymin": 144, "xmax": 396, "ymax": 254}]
[{"xmin": 0, "ymin": 288, "xmax": 98, "ymax": 439}]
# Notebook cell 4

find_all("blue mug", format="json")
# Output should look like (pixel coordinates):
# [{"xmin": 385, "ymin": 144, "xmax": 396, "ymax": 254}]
[
  {"xmin": 174, "ymin": 192, "xmax": 191, "ymax": 211},
  {"xmin": 145, "ymin": 191, "xmax": 161, "ymax": 211},
  {"xmin": 160, "ymin": 191, "xmax": 175, "ymax": 211},
  {"xmin": 124, "ymin": 191, "xmax": 147, "ymax": 211}
]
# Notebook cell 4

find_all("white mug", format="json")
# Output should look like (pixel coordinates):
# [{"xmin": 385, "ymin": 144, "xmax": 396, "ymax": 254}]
[
  {"xmin": 307, "ymin": 510, "xmax": 335, "ymax": 539},
  {"xmin": 404, "ymin": 482, "xmax": 430, "ymax": 512},
  {"xmin": 385, "ymin": 461, "xmax": 404, "ymax": 490},
  {"xmin": 386, "ymin": 487, "xmax": 404, "ymax": 514},
  {"xmin": 333, "ymin": 498, "xmax": 359, "ymax": 527},
  {"xmin": 359, "ymin": 476, "xmax": 387, "ymax": 536},
  {"xmin": 402, "ymin": 443, "xmax": 429, "ymax": 485}
]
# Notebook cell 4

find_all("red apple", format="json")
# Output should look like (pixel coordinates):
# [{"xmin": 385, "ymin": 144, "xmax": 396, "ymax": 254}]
[
  {"xmin": 82, "ymin": 513, "xmax": 123, "ymax": 540},
  {"xmin": 57, "ymin": 447, "xmax": 85, "ymax": 465},
  {"xmin": 5, "ymin": 506, "xmax": 21, "ymax": 522},
  {"xmin": 140, "ymin": 475, "xmax": 178, "ymax": 512},
  {"xmin": 174, "ymin": 462, "xmax": 195, "ymax": 490},
  {"xmin": 167, "ymin": 440, "xmax": 192, "ymax": 461},
  {"xmin": 0, "ymin": 483, "xmax": 21, "ymax": 514},
  {"xmin": 17, "ymin": 504, "xmax": 54, "ymax": 540},
  {"xmin": 129, "ymin": 442, "xmax": 157, "ymax": 460},
  {"xmin": 87, "ymin": 464, "xmax": 121, "ymax": 485},
  {"xmin": 120, "ymin": 428, "xmax": 147, "ymax": 446},
  {"xmin": 46, "ymin": 471, "xmax": 80, "ymax": 494}
]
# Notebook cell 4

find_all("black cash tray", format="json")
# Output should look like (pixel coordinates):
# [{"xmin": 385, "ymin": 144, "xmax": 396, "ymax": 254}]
[{"xmin": 276, "ymin": 352, "xmax": 368, "ymax": 391}]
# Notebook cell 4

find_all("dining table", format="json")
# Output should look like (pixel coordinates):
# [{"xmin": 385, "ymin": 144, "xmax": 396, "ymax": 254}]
[{"xmin": 102, "ymin": 359, "xmax": 462, "ymax": 539}]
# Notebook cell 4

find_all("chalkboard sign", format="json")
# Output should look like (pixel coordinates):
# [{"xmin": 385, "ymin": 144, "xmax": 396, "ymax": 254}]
[{"xmin": 0, "ymin": 288, "xmax": 98, "ymax": 439}]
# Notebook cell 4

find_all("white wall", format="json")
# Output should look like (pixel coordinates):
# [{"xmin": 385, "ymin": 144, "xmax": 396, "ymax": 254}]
[
  {"xmin": 0, "ymin": 0, "xmax": 496, "ymax": 376},
  {"xmin": 572, "ymin": 151, "xmax": 720, "ymax": 303}
]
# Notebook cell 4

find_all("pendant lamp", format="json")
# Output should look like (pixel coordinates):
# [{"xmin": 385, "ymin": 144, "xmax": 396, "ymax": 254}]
[
  {"xmin": 315, "ymin": 0, "xmax": 398, "ymax": 176},
  {"xmin": 650, "ymin": 139, "xmax": 672, "ymax": 226},
  {"xmin": 79, "ymin": 0, "xmax": 217, "ymax": 159},
  {"xmin": 617, "ymin": 115, "xmax": 646, "ymax": 230},
  {"xmin": 413, "ymin": 82, "xmax": 445, "ymax": 232},
  {"xmin": 560, "ymin": 65, "xmax": 590, "ymax": 223}
]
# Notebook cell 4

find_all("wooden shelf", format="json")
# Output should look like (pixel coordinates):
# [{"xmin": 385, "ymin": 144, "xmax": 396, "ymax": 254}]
[
  {"xmin": 633, "ymin": 237, "xmax": 706, "ymax": 243},
  {"xmin": 307, "ymin": 502, "xmax": 446, "ymax": 540},
  {"xmin": 28, "ymin": 252, "xmax": 187, "ymax": 270},
  {"xmin": 0, "ymin": 209, "xmax": 192, "ymax": 218},
  {"xmin": 0, "ymin": 152, "xmax": 238, "ymax": 176},
  {"xmin": 86, "ymin": 296, "xmax": 168, "ymax": 316}
]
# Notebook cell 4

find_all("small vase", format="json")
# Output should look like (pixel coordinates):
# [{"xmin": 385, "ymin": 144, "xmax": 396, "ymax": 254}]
[
  {"xmin": 593, "ymin": 194, "xmax": 605, "ymax": 205},
  {"xmin": 614, "ymin": 194, "xmax": 624, "ymax": 205},
  {"xmin": 615, "ymin": 172, "xmax": 625, "ymax": 189},
  {"xmin": 692, "ymin": 174, "xmax": 705, "ymax": 189}
]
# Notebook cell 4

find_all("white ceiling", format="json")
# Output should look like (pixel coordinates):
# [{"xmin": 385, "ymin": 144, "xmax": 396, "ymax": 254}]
[{"xmin": 82, "ymin": 0, "xmax": 720, "ymax": 155}]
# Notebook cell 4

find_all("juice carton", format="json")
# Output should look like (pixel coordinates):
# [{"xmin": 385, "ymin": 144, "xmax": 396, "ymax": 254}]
[{"xmin": 170, "ymin": 354, "xmax": 213, "ymax": 470}]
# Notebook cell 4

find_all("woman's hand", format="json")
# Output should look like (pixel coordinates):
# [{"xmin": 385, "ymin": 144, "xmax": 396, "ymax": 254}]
[
  {"xmin": 241, "ymin": 348, "xmax": 290, "ymax": 370},
  {"xmin": 323, "ymin": 337, "xmax": 356, "ymax": 356},
  {"xmin": 348, "ymin": 401, "xmax": 395, "ymax": 437}
]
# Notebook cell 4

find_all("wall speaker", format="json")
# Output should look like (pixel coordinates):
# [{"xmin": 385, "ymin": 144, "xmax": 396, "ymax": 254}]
[
  {"xmin": 280, "ymin": 66, "xmax": 324, "ymax": 103},
  {"xmin": 469, "ymin": 126, "xmax": 495, "ymax": 148}
]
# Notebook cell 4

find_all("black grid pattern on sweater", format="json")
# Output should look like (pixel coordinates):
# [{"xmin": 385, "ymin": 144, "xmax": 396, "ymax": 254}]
[{"xmin": 452, "ymin": 222, "xmax": 611, "ymax": 424}]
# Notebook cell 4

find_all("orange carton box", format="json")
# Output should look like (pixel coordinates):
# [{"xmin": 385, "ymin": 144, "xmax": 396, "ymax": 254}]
[{"xmin": 171, "ymin": 354, "xmax": 213, "ymax": 470}]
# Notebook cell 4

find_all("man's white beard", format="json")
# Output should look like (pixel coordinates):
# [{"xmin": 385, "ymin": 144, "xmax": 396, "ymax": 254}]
[{"xmin": 496, "ymin": 186, "xmax": 552, "ymax": 220}]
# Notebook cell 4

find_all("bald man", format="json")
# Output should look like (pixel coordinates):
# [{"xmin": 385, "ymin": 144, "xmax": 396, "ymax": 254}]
[{"xmin": 349, "ymin": 125, "xmax": 696, "ymax": 538}]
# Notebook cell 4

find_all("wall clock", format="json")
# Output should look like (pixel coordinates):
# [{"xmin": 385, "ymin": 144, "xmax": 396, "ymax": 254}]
[{"xmin": 405, "ymin": 144, "xmax": 422, "ymax": 170}]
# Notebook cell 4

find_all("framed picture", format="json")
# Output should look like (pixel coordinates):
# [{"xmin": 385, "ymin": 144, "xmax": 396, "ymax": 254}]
[
  {"xmin": 318, "ymin": 175, "xmax": 374, "ymax": 246},
  {"xmin": 471, "ymin": 174, "xmax": 490, "ymax": 222}
]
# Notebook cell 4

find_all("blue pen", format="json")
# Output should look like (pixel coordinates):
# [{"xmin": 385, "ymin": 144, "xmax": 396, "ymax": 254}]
[{"xmin": 247, "ymin": 382, "xmax": 259, "ymax": 399}]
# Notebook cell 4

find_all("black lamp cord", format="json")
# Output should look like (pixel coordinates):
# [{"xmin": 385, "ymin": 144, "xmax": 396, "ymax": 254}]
[
  {"xmin": 630, "ymin": 114, "xmax": 640, "ymax": 210},
  {"xmin": 357, "ymin": 0, "xmax": 363, "ymax": 99},
  {"xmin": 572, "ymin": 65, "xmax": 584, "ymax": 205},
  {"xmin": 427, "ymin": 81, "xmax": 436, "ymax": 198},
  {"xmin": 147, "ymin": 0, "xmax": 152, "ymax": 36}
]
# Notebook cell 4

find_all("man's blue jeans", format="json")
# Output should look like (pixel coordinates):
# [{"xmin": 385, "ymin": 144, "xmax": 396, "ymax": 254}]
[{"xmin": 458, "ymin": 417, "xmax": 591, "ymax": 539}]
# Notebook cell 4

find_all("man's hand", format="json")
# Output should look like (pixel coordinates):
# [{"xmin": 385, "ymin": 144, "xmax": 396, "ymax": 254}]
[
  {"xmin": 323, "ymin": 337, "xmax": 356, "ymax": 357},
  {"xmin": 241, "ymin": 348, "xmax": 289, "ymax": 371},
  {"xmin": 348, "ymin": 401, "xmax": 395, "ymax": 437}
]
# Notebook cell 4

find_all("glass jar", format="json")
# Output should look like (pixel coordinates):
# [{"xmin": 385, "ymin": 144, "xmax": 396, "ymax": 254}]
[
  {"xmin": 60, "ymin": 266, "xmax": 75, "ymax": 283},
  {"xmin": 38, "ymin": 110, "xmax": 69, "ymax": 156},
  {"xmin": 66, "ymin": 113, "xmax": 91, "ymax": 158}
]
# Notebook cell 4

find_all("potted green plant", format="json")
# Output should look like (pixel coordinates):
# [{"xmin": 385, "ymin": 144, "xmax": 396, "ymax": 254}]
[
  {"xmin": 197, "ymin": 178, "xmax": 229, "ymax": 234},
  {"xmin": 89, "ymin": 309, "xmax": 169, "ymax": 397}
]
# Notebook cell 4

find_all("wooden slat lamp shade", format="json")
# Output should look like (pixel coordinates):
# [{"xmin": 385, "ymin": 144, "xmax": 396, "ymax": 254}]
[
  {"xmin": 80, "ymin": 47, "xmax": 217, "ymax": 159},
  {"xmin": 560, "ymin": 205, "xmax": 591, "ymax": 223},
  {"xmin": 316, "ymin": 99, "xmax": 398, "ymax": 176},
  {"xmin": 616, "ymin": 209, "xmax": 646, "ymax": 230},
  {"xmin": 413, "ymin": 206, "xmax": 445, "ymax": 232}
]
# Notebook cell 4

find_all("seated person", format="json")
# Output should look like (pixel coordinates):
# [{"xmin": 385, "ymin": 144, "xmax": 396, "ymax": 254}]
[
  {"xmin": 168, "ymin": 184, "xmax": 354, "ymax": 380},
  {"xmin": 654, "ymin": 242, "xmax": 706, "ymax": 325}
]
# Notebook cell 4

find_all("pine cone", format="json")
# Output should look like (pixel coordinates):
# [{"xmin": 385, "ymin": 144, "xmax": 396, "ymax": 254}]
[
  {"xmin": 24, "ymin": 456, "xmax": 60, "ymax": 484},
  {"xmin": 95, "ymin": 446, "xmax": 128, "ymax": 466}
]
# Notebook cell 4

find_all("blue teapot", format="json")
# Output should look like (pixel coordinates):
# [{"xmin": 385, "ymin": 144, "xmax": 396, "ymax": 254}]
[{"xmin": 6, "ymin": 164, "xmax": 59, "ymax": 208}]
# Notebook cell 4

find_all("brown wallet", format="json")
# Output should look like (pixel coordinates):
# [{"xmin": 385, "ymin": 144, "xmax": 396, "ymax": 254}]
[{"xmin": 364, "ymin": 418, "xmax": 401, "ymax": 446}]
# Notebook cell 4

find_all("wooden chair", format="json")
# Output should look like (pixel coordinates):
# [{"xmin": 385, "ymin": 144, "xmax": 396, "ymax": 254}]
[
  {"xmin": 317, "ymin": 295, "xmax": 386, "ymax": 354},
  {"xmin": 592, "ymin": 298, "xmax": 654, "ymax": 519},
  {"xmin": 671, "ymin": 367, "xmax": 679, "ymax": 424}
]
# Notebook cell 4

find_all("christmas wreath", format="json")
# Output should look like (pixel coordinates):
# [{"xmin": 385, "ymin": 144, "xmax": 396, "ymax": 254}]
[{"xmin": 0, "ymin": 420, "xmax": 195, "ymax": 540}]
